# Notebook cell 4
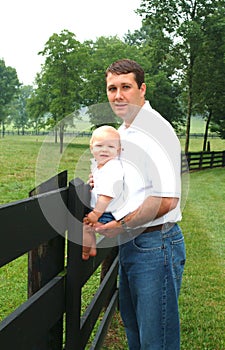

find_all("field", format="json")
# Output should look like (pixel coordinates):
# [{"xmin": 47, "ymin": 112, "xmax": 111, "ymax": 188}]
[{"xmin": 0, "ymin": 125, "xmax": 225, "ymax": 349}]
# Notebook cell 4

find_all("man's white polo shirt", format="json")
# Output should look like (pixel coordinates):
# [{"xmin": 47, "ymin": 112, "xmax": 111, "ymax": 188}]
[{"xmin": 117, "ymin": 101, "xmax": 182, "ymax": 227}]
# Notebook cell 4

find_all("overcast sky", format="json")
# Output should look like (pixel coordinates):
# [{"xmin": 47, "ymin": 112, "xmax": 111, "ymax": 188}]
[{"xmin": 0, "ymin": 0, "xmax": 142, "ymax": 85}]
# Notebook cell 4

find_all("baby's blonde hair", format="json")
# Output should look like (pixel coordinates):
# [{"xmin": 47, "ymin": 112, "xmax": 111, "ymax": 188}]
[{"xmin": 90, "ymin": 125, "xmax": 120, "ymax": 146}]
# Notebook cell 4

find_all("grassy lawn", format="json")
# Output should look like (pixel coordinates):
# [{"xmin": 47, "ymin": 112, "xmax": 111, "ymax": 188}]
[
  {"xmin": 179, "ymin": 168, "xmax": 225, "ymax": 349},
  {"xmin": 0, "ymin": 133, "xmax": 225, "ymax": 349},
  {"xmin": 0, "ymin": 135, "xmax": 90, "ymax": 204}
]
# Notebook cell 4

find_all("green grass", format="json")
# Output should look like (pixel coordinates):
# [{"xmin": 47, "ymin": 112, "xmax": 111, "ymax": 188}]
[
  {"xmin": 0, "ymin": 135, "xmax": 91, "ymax": 204},
  {"xmin": 190, "ymin": 116, "xmax": 206, "ymax": 133},
  {"xmin": 179, "ymin": 136, "xmax": 225, "ymax": 153},
  {"xmin": 179, "ymin": 168, "xmax": 225, "ymax": 349},
  {"xmin": 0, "ymin": 134, "xmax": 225, "ymax": 349}
]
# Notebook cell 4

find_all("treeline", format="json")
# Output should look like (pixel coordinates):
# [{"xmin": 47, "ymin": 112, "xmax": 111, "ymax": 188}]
[{"xmin": 1, "ymin": 0, "xmax": 225, "ymax": 153}]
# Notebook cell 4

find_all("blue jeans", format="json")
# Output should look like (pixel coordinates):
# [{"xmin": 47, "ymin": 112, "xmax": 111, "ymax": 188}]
[
  {"xmin": 98, "ymin": 212, "xmax": 115, "ymax": 223},
  {"xmin": 119, "ymin": 223, "xmax": 186, "ymax": 350}
]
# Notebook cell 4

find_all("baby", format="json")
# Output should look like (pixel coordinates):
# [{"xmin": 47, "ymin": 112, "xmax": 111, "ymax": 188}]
[{"xmin": 82, "ymin": 125, "xmax": 124, "ymax": 259}]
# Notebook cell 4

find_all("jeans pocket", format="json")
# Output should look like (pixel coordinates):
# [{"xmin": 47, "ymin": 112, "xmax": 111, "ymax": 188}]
[
  {"xmin": 171, "ymin": 236, "xmax": 186, "ymax": 286},
  {"xmin": 133, "ymin": 232, "xmax": 163, "ymax": 252}
]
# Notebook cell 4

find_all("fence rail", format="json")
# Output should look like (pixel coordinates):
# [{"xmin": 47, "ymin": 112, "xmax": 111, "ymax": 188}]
[{"xmin": 183, "ymin": 150, "xmax": 225, "ymax": 172}]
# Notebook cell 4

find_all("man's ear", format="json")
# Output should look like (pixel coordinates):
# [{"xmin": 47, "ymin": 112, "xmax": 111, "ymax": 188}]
[{"xmin": 140, "ymin": 83, "xmax": 146, "ymax": 97}]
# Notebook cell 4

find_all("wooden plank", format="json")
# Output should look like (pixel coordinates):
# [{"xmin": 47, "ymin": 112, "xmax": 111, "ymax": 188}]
[
  {"xmin": 28, "ymin": 235, "xmax": 65, "ymax": 296},
  {"xmin": 0, "ymin": 276, "xmax": 65, "ymax": 350},
  {"xmin": 65, "ymin": 178, "xmax": 86, "ymax": 350},
  {"xmin": 65, "ymin": 178, "xmax": 119, "ymax": 349},
  {"xmin": 28, "ymin": 171, "xmax": 67, "ymax": 297},
  {"xmin": 90, "ymin": 291, "xmax": 119, "ymax": 350},
  {"xmin": 0, "ymin": 188, "xmax": 68, "ymax": 267},
  {"xmin": 80, "ymin": 256, "xmax": 119, "ymax": 348},
  {"xmin": 186, "ymin": 151, "xmax": 225, "ymax": 171},
  {"xmin": 79, "ymin": 240, "xmax": 118, "ymax": 287},
  {"xmin": 29, "ymin": 170, "xmax": 67, "ymax": 197}
]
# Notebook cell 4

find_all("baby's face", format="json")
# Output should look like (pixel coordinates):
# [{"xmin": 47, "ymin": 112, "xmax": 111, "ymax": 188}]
[{"xmin": 91, "ymin": 133, "xmax": 120, "ymax": 165}]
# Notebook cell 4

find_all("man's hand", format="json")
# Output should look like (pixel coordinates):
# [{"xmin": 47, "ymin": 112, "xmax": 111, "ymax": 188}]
[{"xmin": 95, "ymin": 220, "xmax": 124, "ymax": 238}]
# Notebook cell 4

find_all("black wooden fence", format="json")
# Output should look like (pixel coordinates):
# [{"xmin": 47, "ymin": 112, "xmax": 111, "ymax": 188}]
[
  {"xmin": 182, "ymin": 150, "xmax": 225, "ymax": 172},
  {"xmin": 0, "ymin": 171, "xmax": 119, "ymax": 349}
]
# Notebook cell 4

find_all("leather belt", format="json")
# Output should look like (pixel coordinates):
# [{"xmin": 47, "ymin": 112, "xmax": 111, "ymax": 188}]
[
  {"xmin": 142, "ymin": 223, "xmax": 175, "ymax": 234},
  {"xmin": 142, "ymin": 224, "xmax": 164, "ymax": 233}
]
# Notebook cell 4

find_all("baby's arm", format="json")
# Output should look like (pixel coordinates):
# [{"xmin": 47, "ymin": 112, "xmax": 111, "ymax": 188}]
[{"xmin": 84, "ymin": 195, "xmax": 112, "ymax": 225}]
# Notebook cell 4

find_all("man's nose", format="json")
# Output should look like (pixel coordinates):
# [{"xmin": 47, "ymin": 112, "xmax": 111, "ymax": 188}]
[{"xmin": 115, "ymin": 88, "xmax": 123, "ymax": 99}]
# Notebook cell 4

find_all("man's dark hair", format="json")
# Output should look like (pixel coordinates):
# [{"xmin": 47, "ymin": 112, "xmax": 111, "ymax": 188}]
[{"xmin": 105, "ymin": 59, "xmax": 145, "ymax": 89}]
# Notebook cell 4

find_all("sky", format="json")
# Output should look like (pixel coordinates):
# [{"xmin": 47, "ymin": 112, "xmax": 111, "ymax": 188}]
[{"xmin": 0, "ymin": 0, "xmax": 142, "ymax": 85}]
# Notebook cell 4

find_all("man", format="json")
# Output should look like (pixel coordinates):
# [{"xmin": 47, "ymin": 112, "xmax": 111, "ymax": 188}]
[{"xmin": 84, "ymin": 59, "xmax": 186, "ymax": 350}]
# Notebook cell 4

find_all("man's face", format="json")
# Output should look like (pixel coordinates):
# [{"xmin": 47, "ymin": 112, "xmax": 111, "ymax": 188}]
[{"xmin": 106, "ymin": 72, "xmax": 146, "ymax": 122}]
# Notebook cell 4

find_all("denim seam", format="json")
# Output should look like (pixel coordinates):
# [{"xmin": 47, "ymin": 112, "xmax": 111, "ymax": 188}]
[{"xmin": 161, "ymin": 273, "xmax": 167, "ymax": 350}]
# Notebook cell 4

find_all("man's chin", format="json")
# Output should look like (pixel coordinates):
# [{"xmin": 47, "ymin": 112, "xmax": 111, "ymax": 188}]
[
  {"xmin": 111, "ymin": 103, "xmax": 141, "ymax": 120},
  {"xmin": 113, "ymin": 107, "xmax": 129, "ymax": 118}
]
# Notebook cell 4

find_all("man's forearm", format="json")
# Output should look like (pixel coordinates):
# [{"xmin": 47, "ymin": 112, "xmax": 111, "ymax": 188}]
[{"xmin": 124, "ymin": 196, "xmax": 179, "ymax": 228}]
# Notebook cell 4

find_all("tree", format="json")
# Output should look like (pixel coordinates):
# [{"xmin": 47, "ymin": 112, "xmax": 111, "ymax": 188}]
[
  {"xmin": 193, "ymin": 11, "xmax": 225, "ymax": 146},
  {"xmin": 8, "ymin": 85, "xmax": 33, "ymax": 134},
  {"xmin": 0, "ymin": 59, "xmax": 20, "ymax": 136},
  {"xmin": 26, "ymin": 80, "xmax": 49, "ymax": 134},
  {"xmin": 137, "ymin": 0, "xmax": 225, "ymax": 152},
  {"xmin": 35, "ymin": 29, "xmax": 89, "ymax": 152},
  {"xmin": 125, "ymin": 26, "xmax": 184, "ymax": 130}
]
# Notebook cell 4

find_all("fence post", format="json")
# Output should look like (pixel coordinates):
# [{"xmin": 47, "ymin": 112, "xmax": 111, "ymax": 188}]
[
  {"xmin": 199, "ymin": 152, "xmax": 203, "ymax": 169},
  {"xmin": 28, "ymin": 170, "xmax": 67, "ymax": 350},
  {"xmin": 222, "ymin": 151, "xmax": 225, "ymax": 167},
  {"xmin": 65, "ymin": 178, "xmax": 90, "ymax": 350},
  {"xmin": 28, "ymin": 171, "xmax": 67, "ymax": 296},
  {"xmin": 210, "ymin": 151, "xmax": 215, "ymax": 168}
]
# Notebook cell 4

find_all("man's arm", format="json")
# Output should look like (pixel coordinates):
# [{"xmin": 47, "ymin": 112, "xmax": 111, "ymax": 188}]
[
  {"xmin": 96, "ymin": 196, "xmax": 179, "ymax": 237},
  {"xmin": 125, "ymin": 196, "xmax": 179, "ymax": 228}
]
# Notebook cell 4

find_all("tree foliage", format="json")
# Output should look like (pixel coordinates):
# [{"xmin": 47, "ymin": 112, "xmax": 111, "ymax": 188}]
[
  {"xmin": 0, "ymin": 59, "xmax": 20, "ymax": 133},
  {"xmin": 137, "ymin": 0, "xmax": 225, "ymax": 151},
  {"xmin": 125, "ymin": 26, "xmax": 184, "ymax": 129},
  {"xmin": 193, "ymin": 11, "xmax": 225, "ymax": 142},
  {"xmin": 8, "ymin": 85, "xmax": 33, "ymax": 134}
]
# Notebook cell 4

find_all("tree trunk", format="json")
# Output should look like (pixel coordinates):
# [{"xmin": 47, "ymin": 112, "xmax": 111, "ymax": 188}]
[
  {"xmin": 185, "ymin": 55, "xmax": 195, "ymax": 154},
  {"xmin": 185, "ymin": 101, "xmax": 191, "ymax": 154},
  {"xmin": 59, "ymin": 123, "xmax": 64, "ymax": 154},
  {"xmin": 54, "ymin": 126, "xmax": 58, "ymax": 143},
  {"xmin": 203, "ymin": 109, "xmax": 212, "ymax": 152},
  {"xmin": 2, "ymin": 121, "xmax": 5, "ymax": 138}
]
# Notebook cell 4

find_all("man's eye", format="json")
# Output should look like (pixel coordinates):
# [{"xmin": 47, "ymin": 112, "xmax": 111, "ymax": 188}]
[
  {"xmin": 108, "ymin": 87, "xmax": 116, "ymax": 92},
  {"xmin": 123, "ymin": 85, "xmax": 130, "ymax": 90}
]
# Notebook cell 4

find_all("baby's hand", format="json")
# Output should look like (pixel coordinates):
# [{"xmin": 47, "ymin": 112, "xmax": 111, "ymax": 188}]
[{"xmin": 85, "ymin": 210, "xmax": 99, "ymax": 225}]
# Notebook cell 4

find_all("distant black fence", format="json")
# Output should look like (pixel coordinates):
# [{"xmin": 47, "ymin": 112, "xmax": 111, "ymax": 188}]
[
  {"xmin": 1, "ymin": 130, "xmax": 221, "ymax": 139},
  {"xmin": 182, "ymin": 150, "xmax": 225, "ymax": 172},
  {"xmin": 1, "ymin": 130, "xmax": 92, "ymax": 137},
  {"xmin": 0, "ymin": 171, "xmax": 119, "ymax": 350}
]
